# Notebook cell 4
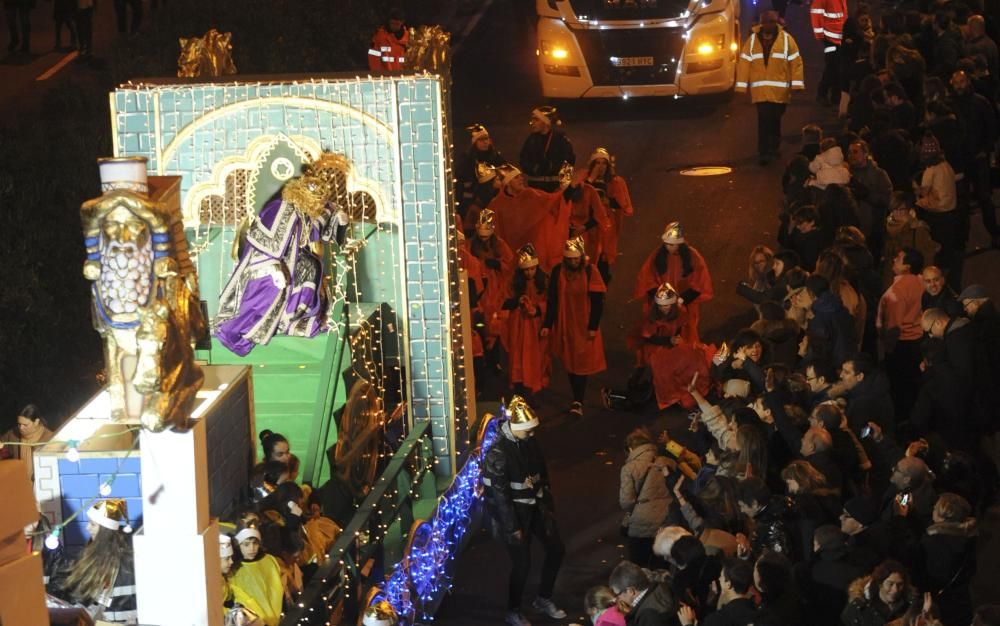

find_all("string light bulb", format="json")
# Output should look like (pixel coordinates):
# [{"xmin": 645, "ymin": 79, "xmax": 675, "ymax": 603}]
[
  {"xmin": 45, "ymin": 525, "xmax": 62, "ymax": 550},
  {"xmin": 65, "ymin": 440, "xmax": 80, "ymax": 463}
]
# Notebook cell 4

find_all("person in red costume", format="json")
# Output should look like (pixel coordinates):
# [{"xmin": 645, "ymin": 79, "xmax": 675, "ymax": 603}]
[
  {"xmin": 466, "ymin": 208, "xmax": 514, "ymax": 374},
  {"xmin": 541, "ymin": 236, "xmax": 607, "ymax": 417},
  {"xmin": 490, "ymin": 165, "xmax": 572, "ymax": 272},
  {"xmin": 634, "ymin": 221, "xmax": 714, "ymax": 344},
  {"xmin": 567, "ymin": 176, "xmax": 611, "ymax": 273},
  {"xmin": 501, "ymin": 244, "xmax": 551, "ymax": 397},
  {"xmin": 640, "ymin": 283, "xmax": 713, "ymax": 410},
  {"xmin": 456, "ymin": 230, "xmax": 486, "ymax": 385},
  {"xmin": 586, "ymin": 147, "xmax": 634, "ymax": 284}
]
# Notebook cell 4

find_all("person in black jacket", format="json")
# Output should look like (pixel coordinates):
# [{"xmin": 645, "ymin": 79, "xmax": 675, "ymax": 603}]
[
  {"xmin": 519, "ymin": 106, "xmax": 575, "ymax": 192},
  {"xmin": 796, "ymin": 525, "xmax": 867, "ymax": 626},
  {"xmin": 678, "ymin": 559, "xmax": 759, "ymax": 626},
  {"xmin": 609, "ymin": 560, "xmax": 679, "ymax": 626},
  {"xmin": 920, "ymin": 266, "xmax": 963, "ymax": 317},
  {"xmin": 910, "ymin": 493, "xmax": 978, "ymax": 625},
  {"xmin": 735, "ymin": 477, "xmax": 798, "ymax": 561},
  {"xmin": 482, "ymin": 396, "xmax": 567, "ymax": 626},
  {"xmin": 670, "ymin": 535, "xmax": 723, "ymax": 616},
  {"xmin": 839, "ymin": 354, "xmax": 895, "ymax": 440},
  {"xmin": 841, "ymin": 496, "xmax": 888, "ymax": 571},
  {"xmin": 805, "ymin": 275, "xmax": 857, "ymax": 367},
  {"xmin": 754, "ymin": 550, "xmax": 805, "ymax": 626}
]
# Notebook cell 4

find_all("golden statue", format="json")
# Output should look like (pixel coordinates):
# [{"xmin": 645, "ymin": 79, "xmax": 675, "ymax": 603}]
[
  {"xmin": 82, "ymin": 157, "xmax": 206, "ymax": 432},
  {"xmin": 177, "ymin": 29, "xmax": 237, "ymax": 78},
  {"xmin": 405, "ymin": 25, "xmax": 451, "ymax": 76}
]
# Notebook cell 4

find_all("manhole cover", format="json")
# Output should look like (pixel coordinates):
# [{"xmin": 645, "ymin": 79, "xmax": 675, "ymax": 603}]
[{"xmin": 679, "ymin": 166, "xmax": 733, "ymax": 176}]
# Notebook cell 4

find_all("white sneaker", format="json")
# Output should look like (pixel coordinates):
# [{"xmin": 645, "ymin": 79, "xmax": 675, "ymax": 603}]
[
  {"xmin": 506, "ymin": 610, "xmax": 532, "ymax": 626},
  {"xmin": 532, "ymin": 596, "xmax": 567, "ymax": 619}
]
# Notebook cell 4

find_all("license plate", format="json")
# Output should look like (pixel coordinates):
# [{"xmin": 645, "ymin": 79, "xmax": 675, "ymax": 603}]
[{"xmin": 610, "ymin": 56, "xmax": 654, "ymax": 67}]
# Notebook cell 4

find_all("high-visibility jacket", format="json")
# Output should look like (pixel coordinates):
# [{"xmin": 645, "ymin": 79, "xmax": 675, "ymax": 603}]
[
  {"xmin": 368, "ymin": 26, "xmax": 408, "ymax": 71},
  {"xmin": 735, "ymin": 27, "xmax": 806, "ymax": 104},
  {"xmin": 810, "ymin": 0, "xmax": 847, "ymax": 47}
]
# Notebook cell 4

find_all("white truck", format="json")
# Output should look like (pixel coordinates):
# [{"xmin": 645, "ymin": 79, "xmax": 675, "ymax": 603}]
[{"xmin": 536, "ymin": 0, "xmax": 741, "ymax": 98}]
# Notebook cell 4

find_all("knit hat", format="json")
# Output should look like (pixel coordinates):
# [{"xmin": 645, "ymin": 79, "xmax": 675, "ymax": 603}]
[
  {"xmin": 843, "ymin": 496, "xmax": 879, "ymax": 526},
  {"xmin": 920, "ymin": 133, "xmax": 943, "ymax": 161}
]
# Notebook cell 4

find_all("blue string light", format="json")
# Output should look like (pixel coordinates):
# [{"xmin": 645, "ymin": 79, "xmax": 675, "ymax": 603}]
[{"xmin": 381, "ymin": 415, "xmax": 500, "ymax": 623}]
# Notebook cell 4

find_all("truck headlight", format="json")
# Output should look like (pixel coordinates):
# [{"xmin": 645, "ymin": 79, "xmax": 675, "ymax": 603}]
[
  {"xmin": 696, "ymin": 34, "xmax": 726, "ymax": 56},
  {"xmin": 540, "ymin": 40, "xmax": 571, "ymax": 60}
]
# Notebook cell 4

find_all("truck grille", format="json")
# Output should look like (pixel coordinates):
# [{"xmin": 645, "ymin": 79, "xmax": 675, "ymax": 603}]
[{"xmin": 571, "ymin": 26, "xmax": 686, "ymax": 86}]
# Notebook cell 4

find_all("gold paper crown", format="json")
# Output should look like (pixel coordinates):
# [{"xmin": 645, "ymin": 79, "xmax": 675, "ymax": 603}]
[
  {"xmin": 564, "ymin": 235, "xmax": 586, "ymax": 258},
  {"xmin": 466, "ymin": 123, "xmax": 489, "ymax": 143},
  {"xmin": 589, "ymin": 147, "xmax": 611, "ymax": 164},
  {"xmin": 661, "ymin": 221, "xmax": 685, "ymax": 244},
  {"xmin": 516, "ymin": 243, "xmax": 539, "ymax": 269},
  {"xmin": 497, "ymin": 165, "xmax": 522, "ymax": 188},
  {"xmin": 476, "ymin": 162, "xmax": 497, "ymax": 184},
  {"xmin": 477, "ymin": 208, "xmax": 496, "ymax": 234},
  {"xmin": 654, "ymin": 282, "xmax": 679, "ymax": 306},
  {"xmin": 87, "ymin": 498, "xmax": 131, "ymax": 533},
  {"xmin": 363, "ymin": 600, "xmax": 398, "ymax": 626},
  {"xmin": 507, "ymin": 395, "xmax": 540, "ymax": 431}
]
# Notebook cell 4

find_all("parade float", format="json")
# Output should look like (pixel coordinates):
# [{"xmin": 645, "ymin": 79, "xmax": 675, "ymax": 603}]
[{"xmin": 24, "ymin": 27, "xmax": 496, "ymax": 626}]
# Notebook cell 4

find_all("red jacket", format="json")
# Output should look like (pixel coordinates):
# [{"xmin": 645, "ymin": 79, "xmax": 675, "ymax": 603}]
[
  {"xmin": 368, "ymin": 26, "xmax": 408, "ymax": 71},
  {"xmin": 810, "ymin": 0, "xmax": 847, "ymax": 45}
]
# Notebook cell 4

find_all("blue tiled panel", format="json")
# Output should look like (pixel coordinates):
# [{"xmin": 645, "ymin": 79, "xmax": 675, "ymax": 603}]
[{"xmin": 112, "ymin": 75, "xmax": 462, "ymax": 472}]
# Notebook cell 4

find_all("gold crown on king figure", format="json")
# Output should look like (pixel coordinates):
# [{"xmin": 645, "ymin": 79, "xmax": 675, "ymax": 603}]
[
  {"xmin": 516, "ymin": 243, "xmax": 539, "ymax": 269},
  {"xmin": 563, "ymin": 235, "xmax": 586, "ymax": 258},
  {"xmin": 507, "ymin": 395, "xmax": 540, "ymax": 431}
]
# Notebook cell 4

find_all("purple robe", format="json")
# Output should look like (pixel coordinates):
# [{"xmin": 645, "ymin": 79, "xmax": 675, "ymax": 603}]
[{"xmin": 212, "ymin": 199, "xmax": 328, "ymax": 356}]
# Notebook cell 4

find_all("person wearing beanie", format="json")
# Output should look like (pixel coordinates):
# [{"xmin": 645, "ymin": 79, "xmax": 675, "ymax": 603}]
[
  {"xmin": 519, "ymin": 105, "xmax": 575, "ymax": 192},
  {"xmin": 915, "ymin": 132, "xmax": 960, "ymax": 288},
  {"xmin": 368, "ymin": 7, "xmax": 408, "ymax": 71},
  {"xmin": 797, "ymin": 525, "xmax": 867, "ymax": 626},
  {"xmin": 840, "ymin": 496, "xmax": 889, "ymax": 572}
]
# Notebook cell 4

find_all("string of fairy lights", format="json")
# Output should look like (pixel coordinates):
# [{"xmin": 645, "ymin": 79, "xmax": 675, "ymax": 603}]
[{"xmin": 8, "ymin": 429, "xmax": 142, "ymax": 549}]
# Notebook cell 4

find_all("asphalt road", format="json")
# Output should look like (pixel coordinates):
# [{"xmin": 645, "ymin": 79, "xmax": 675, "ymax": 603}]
[{"xmin": 438, "ymin": 1, "xmax": 1000, "ymax": 625}]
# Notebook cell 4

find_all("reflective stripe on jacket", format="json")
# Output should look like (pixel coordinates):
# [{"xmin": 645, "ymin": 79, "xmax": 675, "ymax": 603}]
[
  {"xmin": 809, "ymin": 0, "xmax": 847, "ymax": 43},
  {"xmin": 368, "ymin": 26, "xmax": 409, "ymax": 71},
  {"xmin": 735, "ymin": 28, "xmax": 805, "ymax": 104}
]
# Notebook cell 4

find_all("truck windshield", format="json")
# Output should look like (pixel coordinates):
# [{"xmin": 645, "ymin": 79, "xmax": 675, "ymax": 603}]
[{"xmin": 567, "ymin": 0, "xmax": 690, "ymax": 20}]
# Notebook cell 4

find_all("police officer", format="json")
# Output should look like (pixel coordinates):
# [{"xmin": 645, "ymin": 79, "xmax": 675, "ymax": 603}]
[
  {"xmin": 482, "ymin": 396, "xmax": 567, "ymax": 626},
  {"xmin": 518, "ymin": 106, "xmax": 575, "ymax": 192}
]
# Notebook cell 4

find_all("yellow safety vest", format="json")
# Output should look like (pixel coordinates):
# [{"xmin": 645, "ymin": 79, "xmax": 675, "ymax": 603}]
[{"xmin": 735, "ymin": 27, "xmax": 806, "ymax": 104}]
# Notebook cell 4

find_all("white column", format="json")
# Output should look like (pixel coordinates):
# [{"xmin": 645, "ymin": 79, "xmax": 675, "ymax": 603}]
[{"xmin": 133, "ymin": 418, "xmax": 222, "ymax": 626}]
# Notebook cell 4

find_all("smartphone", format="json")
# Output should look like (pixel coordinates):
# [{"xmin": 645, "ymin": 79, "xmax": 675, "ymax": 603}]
[
  {"xmin": 861, "ymin": 425, "xmax": 873, "ymax": 439},
  {"xmin": 899, "ymin": 492, "xmax": 911, "ymax": 507}
]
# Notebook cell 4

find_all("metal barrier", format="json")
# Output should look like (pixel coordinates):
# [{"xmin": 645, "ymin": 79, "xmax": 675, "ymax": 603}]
[{"xmin": 280, "ymin": 418, "xmax": 434, "ymax": 626}]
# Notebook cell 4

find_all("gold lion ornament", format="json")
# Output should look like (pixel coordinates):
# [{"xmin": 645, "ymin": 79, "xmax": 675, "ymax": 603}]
[
  {"xmin": 81, "ymin": 157, "xmax": 206, "ymax": 432},
  {"xmin": 177, "ymin": 28, "xmax": 237, "ymax": 78}
]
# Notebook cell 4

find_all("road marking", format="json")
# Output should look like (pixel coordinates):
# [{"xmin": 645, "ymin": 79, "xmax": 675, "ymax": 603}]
[{"xmin": 36, "ymin": 51, "xmax": 79, "ymax": 81}]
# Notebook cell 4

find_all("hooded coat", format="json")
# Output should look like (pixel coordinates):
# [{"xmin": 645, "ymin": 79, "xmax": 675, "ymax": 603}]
[
  {"xmin": 620, "ymin": 443, "xmax": 672, "ymax": 538},
  {"xmin": 841, "ymin": 574, "xmax": 919, "ymax": 626},
  {"xmin": 808, "ymin": 147, "xmax": 852, "ymax": 190},
  {"xmin": 912, "ymin": 519, "xmax": 977, "ymax": 625}
]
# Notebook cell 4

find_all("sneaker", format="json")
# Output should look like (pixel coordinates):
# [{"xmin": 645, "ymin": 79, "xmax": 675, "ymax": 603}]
[
  {"xmin": 532, "ymin": 597, "xmax": 567, "ymax": 619},
  {"xmin": 569, "ymin": 401, "xmax": 583, "ymax": 416},
  {"xmin": 505, "ymin": 610, "xmax": 532, "ymax": 626}
]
